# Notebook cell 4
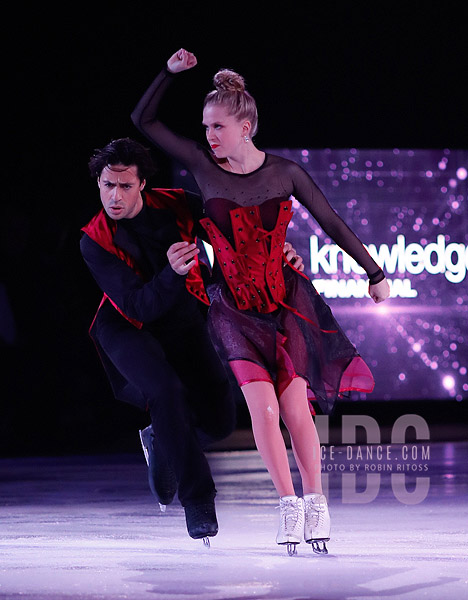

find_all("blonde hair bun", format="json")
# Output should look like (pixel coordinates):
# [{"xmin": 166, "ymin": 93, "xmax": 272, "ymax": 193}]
[
  {"xmin": 204, "ymin": 68, "xmax": 258, "ymax": 137},
  {"xmin": 213, "ymin": 69, "xmax": 245, "ymax": 93}
]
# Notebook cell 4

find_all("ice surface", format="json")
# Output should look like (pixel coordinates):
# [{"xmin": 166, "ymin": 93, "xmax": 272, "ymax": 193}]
[{"xmin": 0, "ymin": 442, "xmax": 467, "ymax": 599}]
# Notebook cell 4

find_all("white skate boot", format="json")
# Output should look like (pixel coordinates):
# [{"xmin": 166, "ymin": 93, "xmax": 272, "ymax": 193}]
[
  {"xmin": 276, "ymin": 495, "xmax": 304, "ymax": 556},
  {"xmin": 304, "ymin": 493, "xmax": 330, "ymax": 554}
]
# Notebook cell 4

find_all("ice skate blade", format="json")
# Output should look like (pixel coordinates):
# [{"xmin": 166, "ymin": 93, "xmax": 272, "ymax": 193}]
[
  {"xmin": 307, "ymin": 539, "xmax": 329, "ymax": 554},
  {"xmin": 203, "ymin": 537, "xmax": 211, "ymax": 548},
  {"xmin": 138, "ymin": 429, "xmax": 150, "ymax": 466},
  {"xmin": 277, "ymin": 541, "xmax": 299, "ymax": 556},
  {"xmin": 158, "ymin": 503, "xmax": 167, "ymax": 513},
  {"xmin": 287, "ymin": 543, "xmax": 298, "ymax": 556}
]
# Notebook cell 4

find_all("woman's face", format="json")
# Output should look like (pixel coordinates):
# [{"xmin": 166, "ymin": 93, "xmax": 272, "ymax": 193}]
[{"xmin": 202, "ymin": 104, "xmax": 248, "ymax": 158}]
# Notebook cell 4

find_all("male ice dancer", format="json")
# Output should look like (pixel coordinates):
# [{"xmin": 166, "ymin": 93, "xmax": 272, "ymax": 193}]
[{"xmin": 80, "ymin": 137, "xmax": 236, "ymax": 544}]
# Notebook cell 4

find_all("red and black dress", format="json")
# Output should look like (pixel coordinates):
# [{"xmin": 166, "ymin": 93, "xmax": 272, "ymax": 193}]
[{"xmin": 131, "ymin": 68, "xmax": 386, "ymax": 415}]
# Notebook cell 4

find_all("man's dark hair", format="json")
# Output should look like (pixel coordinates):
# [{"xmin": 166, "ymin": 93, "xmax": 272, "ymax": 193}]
[{"xmin": 88, "ymin": 137, "xmax": 156, "ymax": 182}]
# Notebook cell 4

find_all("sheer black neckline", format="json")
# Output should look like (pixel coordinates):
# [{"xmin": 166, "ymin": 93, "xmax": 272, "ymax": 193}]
[{"xmin": 208, "ymin": 151, "xmax": 268, "ymax": 177}]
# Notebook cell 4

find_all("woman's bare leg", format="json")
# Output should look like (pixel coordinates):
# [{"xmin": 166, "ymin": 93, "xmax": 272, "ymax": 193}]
[
  {"xmin": 241, "ymin": 381, "xmax": 295, "ymax": 497},
  {"xmin": 278, "ymin": 377, "xmax": 323, "ymax": 494}
]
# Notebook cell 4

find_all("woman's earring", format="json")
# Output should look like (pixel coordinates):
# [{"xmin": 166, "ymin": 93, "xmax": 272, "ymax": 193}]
[{"xmin": 244, "ymin": 135, "xmax": 250, "ymax": 143}]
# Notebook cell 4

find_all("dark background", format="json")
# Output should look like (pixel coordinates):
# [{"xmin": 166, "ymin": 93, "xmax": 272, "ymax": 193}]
[{"xmin": 2, "ymin": 4, "xmax": 466, "ymax": 456}]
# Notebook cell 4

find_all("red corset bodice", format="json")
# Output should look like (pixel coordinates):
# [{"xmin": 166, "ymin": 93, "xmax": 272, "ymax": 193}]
[{"xmin": 200, "ymin": 200, "xmax": 295, "ymax": 313}]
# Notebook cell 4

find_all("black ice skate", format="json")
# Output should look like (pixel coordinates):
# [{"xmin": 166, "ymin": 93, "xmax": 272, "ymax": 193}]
[
  {"xmin": 184, "ymin": 501, "xmax": 218, "ymax": 547},
  {"xmin": 139, "ymin": 425, "xmax": 177, "ymax": 512}
]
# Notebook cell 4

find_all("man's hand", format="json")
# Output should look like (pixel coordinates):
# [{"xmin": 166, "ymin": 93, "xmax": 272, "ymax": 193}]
[
  {"xmin": 167, "ymin": 241, "xmax": 200, "ymax": 275},
  {"xmin": 369, "ymin": 278, "xmax": 390, "ymax": 303},
  {"xmin": 167, "ymin": 48, "xmax": 197, "ymax": 74},
  {"xmin": 283, "ymin": 241, "xmax": 304, "ymax": 272}
]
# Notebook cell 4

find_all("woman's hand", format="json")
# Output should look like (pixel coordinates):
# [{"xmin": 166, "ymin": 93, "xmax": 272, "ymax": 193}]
[
  {"xmin": 167, "ymin": 241, "xmax": 200, "ymax": 275},
  {"xmin": 167, "ymin": 49, "xmax": 197, "ymax": 74},
  {"xmin": 283, "ymin": 241, "xmax": 304, "ymax": 272},
  {"xmin": 369, "ymin": 278, "xmax": 390, "ymax": 303}
]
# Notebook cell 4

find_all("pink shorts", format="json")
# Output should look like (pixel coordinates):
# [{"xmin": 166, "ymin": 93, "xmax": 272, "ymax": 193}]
[
  {"xmin": 229, "ymin": 332, "xmax": 300, "ymax": 398},
  {"xmin": 229, "ymin": 331, "xmax": 373, "ymax": 413}
]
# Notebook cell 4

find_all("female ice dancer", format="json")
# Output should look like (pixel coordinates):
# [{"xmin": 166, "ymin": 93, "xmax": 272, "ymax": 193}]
[{"xmin": 131, "ymin": 49, "xmax": 390, "ymax": 555}]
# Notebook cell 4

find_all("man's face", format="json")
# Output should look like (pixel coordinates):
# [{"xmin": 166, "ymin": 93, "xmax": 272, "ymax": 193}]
[{"xmin": 98, "ymin": 164, "xmax": 145, "ymax": 220}]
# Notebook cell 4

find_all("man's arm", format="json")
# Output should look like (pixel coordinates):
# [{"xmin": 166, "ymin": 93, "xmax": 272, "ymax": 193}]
[{"xmin": 80, "ymin": 235, "xmax": 187, "ymax": 323}]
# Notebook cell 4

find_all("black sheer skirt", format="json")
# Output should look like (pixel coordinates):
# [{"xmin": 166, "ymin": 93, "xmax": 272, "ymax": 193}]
[{"xmin": 206, "ymin": 268, "xmax": 374, "ymax": 415}]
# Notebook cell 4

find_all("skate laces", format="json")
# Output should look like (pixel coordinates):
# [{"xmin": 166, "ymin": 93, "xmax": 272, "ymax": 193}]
[
  {"xmin": 304, "ymin": 495, "xmax": 326, "ymax": 527},
  {"xmin": 277, "ymin": 497, "xmax": 301, "ymax": 532}
]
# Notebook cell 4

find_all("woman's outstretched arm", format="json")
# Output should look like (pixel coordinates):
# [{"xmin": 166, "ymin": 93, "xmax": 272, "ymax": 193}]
[{"xmin": 131, "ymin": 49, "xmax": 199, "ymax": 166}]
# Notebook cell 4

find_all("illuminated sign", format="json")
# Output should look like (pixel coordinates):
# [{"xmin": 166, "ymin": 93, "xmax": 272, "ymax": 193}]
[{"xmin": 310, "ymin": 233, "xmax": 467, "ymax": 298}]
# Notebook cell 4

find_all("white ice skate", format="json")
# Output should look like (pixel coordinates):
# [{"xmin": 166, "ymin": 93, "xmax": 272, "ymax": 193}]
[
  {"xmin": 303, "ymin": 493, "xmax": 330, "ymax": 554},
  {"xmin": 276, "ymin": 495, "xmax": 304, "ymax": 556}
]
